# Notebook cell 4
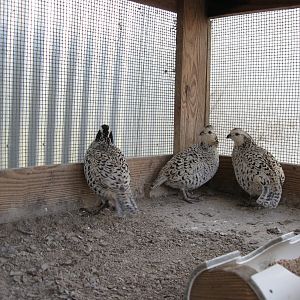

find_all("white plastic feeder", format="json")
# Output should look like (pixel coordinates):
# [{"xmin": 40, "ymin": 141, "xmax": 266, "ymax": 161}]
[{"xmin": 185, "ymin": 232, "xmax": 300, "ymax": 300}]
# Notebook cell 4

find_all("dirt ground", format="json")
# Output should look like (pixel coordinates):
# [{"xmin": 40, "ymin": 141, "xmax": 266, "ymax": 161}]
[{"xmin": 0, "ymin": 190, "xmax": 299, "ymax": 300}]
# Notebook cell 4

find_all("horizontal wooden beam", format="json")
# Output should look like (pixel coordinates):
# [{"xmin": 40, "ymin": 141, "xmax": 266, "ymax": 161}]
[
  {"xmin": 207, "ymin": 0, "xmax": 300, "ymax": 18},
  {"xmin": 0, "ymin": 154, "xmax": 298, "ymax": 223},
  {"xmin": 129, "ymin": 0, "xmax": 177, "ymax": 12},
  {"xmin": 128, "ymin": 0, "xmax": 300, "ymax": 16},
  {"xmin": 208, "ymin": 156, "xmax": 300, "ymax": 207},
  {"xmin": 0, "ymin": 155, "xmax": 171, "ymax": 224}
]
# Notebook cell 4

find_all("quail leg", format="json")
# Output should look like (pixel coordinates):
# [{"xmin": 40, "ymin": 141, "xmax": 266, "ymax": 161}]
[
  {"xmin": 181, "ymin": 189, "xmax": 194, "ymax": 204},
  {"xmin": 185, "ymin": 190, "xmax": 201, "ymax": 200},
  {"xmin": 81, "ymin": 198, "xmax": 110, "ymax": 215},
  {"xmin": 91, "ymin": 199, "xmax": 110, "ymax": 214},
  {"xmin": 239, "ymin": 201, "xmax": 253, "ymax": 207}
]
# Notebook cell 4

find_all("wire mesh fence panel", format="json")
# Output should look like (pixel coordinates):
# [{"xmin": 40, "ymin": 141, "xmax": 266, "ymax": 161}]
[
  {"xmin": 0, "ymin": 0, "xmax": 176, "ymax": 169},
  {"xmin": 210, "ymin": 9, "xmax": 300, "ymax": 165}
]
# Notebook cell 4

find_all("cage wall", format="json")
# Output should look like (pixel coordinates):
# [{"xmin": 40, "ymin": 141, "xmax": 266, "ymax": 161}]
[
  {"xmin": 0, "ymin": 0, "xmax": 177, "ymax": 169},
  {"xmin": 210, "ymin": 8, "xmax": 300, "ymax": 165}
]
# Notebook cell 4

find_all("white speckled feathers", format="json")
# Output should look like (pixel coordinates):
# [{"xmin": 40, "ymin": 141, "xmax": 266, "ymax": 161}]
[
  {"xmin": 85, "ymin": 144, "xmax": 131, "ymax": 192},
  {"xmin": 153, "ymin": 144, "xmax": 219, "ymax": 190}
]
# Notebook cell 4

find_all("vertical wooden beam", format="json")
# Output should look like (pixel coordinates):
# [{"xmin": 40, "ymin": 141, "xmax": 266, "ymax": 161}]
[
  {"xmin": 174, "ymin": 0, "xmax": 210, "ymax": 153},
  {"xmin": 205, "ymin": 23, "xmax": 211, "ymax": 125}
]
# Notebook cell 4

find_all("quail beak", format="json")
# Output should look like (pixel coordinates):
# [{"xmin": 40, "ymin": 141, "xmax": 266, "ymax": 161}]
[{"xmin": 226, "ymin": 134, "xmax": 231, "ymax": 139}]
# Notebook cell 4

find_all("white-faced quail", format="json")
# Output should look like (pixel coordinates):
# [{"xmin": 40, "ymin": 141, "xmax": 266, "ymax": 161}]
[
  {"xmin": 151, "ymin": 125, "xmax": 219, "ymax": 203},
  {"xmin": 227, "ymin": 128, "xmax": 285, "ymax": 208}
]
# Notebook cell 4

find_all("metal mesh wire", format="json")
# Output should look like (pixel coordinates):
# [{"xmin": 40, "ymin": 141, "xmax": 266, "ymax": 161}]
[
  {"xmin": 0, "ymin": 0, "xmax": 177, "ymax": 169},
  {"xmin": 210, "ymin": 9, "xmax": 300, "ymax": 165}
]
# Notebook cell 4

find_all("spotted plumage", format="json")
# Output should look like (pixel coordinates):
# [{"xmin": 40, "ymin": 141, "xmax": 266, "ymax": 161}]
[
  {"xmin": 227, "ymin": 128, "xmax": 285, "ymax": 208},
  {"xmin": 84, "ymin": 124, "xmax": 138, "ymax": 217},
  {"xmin": 151, "ymin": 125, "xmax": 219, "ymax": 202}
]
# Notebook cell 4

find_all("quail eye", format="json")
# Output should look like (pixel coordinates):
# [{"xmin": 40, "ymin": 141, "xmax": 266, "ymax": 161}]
[
  {"xmin": 235, "ymin": 133, "xmax": 240, "ymax": 136},
  {"xmin": 208, "ymin": 131, "xmax": 212, "ymax": 134}
]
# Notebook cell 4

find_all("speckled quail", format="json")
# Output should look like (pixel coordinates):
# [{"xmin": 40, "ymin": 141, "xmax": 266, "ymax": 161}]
[
  {"xmin": 227, "ymin": 128, "xmax": 285, "ymax": 208},
  {"xmin": 84, "ymin": 124, "xmax": 138, "ymax": 217},
  {"xmin": 151, "ymin": 125, "xmax": 219, "ymax": 203}
]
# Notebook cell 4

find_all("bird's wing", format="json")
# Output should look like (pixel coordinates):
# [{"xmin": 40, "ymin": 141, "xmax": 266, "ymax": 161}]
[
  {"xmin": 248, "ymin": 147, "xmax": 284, "ymax": 183},
  {"xmin": 253, "ymin": 155, "xmax": 283, "ymax": 208},
  {"xmin": 263, "ymin": 151, "xmax": 285, "ymax": 185},
  {"xmin": 256, "ymin": 147, "xmax": 285, "ymax": 185},
  {"xmin": 162, "ymin": 148, "xmax": 206, "ymax": 181}
]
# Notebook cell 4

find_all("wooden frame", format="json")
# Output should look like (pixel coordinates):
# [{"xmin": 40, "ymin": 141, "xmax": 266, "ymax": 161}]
[
  {"xmin": 207, "ymin": 1, "xmax": 300, "ymax": 18},
  {"xmin": 129, "ymin": 0, "xmax": 177, "ymax": 12},
  {"xmin": 0, "ymin": 156, "xmax": 171, "ymax": 223},
  {"xmin": 129, "ymin": 0, "xmax": 300, "ymax": 15},
  {"xmin": 0, "ymin": 0, "xmax": 299, "ymax": 223}
]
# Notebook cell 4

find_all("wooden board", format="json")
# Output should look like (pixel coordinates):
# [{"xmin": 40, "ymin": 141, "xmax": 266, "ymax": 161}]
[
  {"xmin": 0, "ymin": 154, "xmax": 298, "ymax": 224},
  {"xmin": 0, "ymin": 155, "xmax": 171, "ymax": 224},
  {"xmin": 174, "ymin": 0, "xmax": 210, "ymax": 153},
  {"xmin": 207, "ymin": 0, "xmax": 300, "ymax": 18},
  {"xmin": 128, "ymin": 0, "xmax": 300, "ymax": 16},
  {"xmin": 189, "ymin": 269, "xmax": 258, "ymax": 300},
  {"xmin": 129, "ymin": 0, "xmax": 177, "ymax": 12},
  {"xmin": 208, "ymin": 156, "xmax": 300, "ymax": 206}
]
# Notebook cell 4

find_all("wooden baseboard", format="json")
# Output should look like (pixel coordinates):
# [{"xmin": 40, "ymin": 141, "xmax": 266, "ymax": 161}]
[
  {"xmin": 0, "ymin": 155, "xmax": 171, "ymax": 224},
  {"xmin": 0, "ymin": 154, "xmax": 298, "ymax": 223}
]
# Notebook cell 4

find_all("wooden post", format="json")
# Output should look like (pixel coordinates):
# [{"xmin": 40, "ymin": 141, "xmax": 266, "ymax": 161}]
[{"xmin": 174, "ymin": 0, "xmax": 210, "ymax": 153}]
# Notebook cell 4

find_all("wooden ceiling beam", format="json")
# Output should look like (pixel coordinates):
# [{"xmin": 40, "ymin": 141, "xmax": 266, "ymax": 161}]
[
  {"xmin": 207, "ymin": 0, "xmax": 300, "ymax": 18},
  {"xmin": 129, "ymin": 0, "xmax": 300, "ymax": 16},
  {"xmin": 129, "ymin": 0, "xmax": 177, "ymax": 12}
]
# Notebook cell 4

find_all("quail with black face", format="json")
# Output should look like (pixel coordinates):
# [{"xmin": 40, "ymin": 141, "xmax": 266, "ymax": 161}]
[{"xmin": 84, "ymin": 124, "xmax": 138, "ymax": 217}]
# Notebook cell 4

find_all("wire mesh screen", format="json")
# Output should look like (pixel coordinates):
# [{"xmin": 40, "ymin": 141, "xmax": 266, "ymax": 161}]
[
  {"xmin": 0, "ymin": 0, "xmax": 176, "ymax": 169},
  {"xmin": 210, "ymin": 9, "xmax": 300, "ymax": 165}
]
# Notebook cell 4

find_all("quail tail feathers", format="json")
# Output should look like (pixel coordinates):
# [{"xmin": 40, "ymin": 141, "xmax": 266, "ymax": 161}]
[
  {"xmin": 256, "ymin": 180, "xmax": 282, "ymax": 208},
  {"xmin": 115, "ymin": 187, "xmax": 138, "ymax": 217},
  {"xmin": 151, "ymin": 175, "xmax": 168, "ymax": 191}
]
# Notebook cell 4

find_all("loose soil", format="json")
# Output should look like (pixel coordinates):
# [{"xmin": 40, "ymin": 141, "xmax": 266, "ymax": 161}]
[
  {"xmin": 276, "ymin": 258, "xmax": 300, "ymax": 276},
  {"xmin": 0, "ymin": 190, "xmax": 299, "ymax": 300}
]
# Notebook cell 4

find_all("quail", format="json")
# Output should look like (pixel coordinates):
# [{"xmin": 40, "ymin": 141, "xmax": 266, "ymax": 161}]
[
  {"xmin": 227, "ymin": 128, "xmax": 285, "ymax": 208},
  {"xmin": 151, "ymin": 125, "xmax": 219, "ymax": 203},
  {"xmin": 84, "ymin": 124, "xmax": 138, "ymax": 216}
]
